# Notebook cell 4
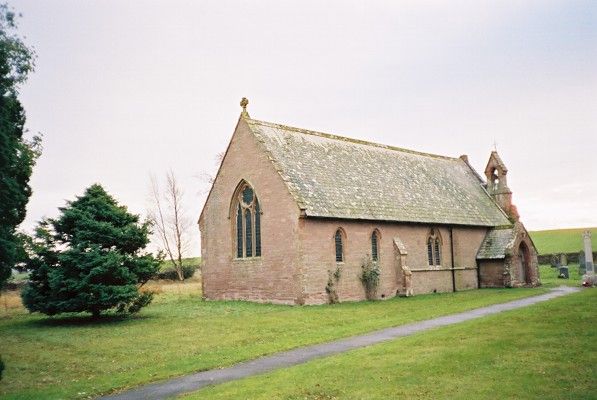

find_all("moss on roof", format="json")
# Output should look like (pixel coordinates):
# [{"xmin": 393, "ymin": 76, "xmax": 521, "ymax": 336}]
[
  {"xmin": 477, "ymin": 227, "xmax": 516, "ymax": 259},
  {"xmin": 246, "ymin": 118, "xmax": 511, "ymax": 227}
]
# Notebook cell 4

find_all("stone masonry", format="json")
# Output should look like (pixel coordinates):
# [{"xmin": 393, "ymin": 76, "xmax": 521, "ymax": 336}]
[{"xmin": 198, "ymin": 102, "xmax": 541, "ymax": 305}]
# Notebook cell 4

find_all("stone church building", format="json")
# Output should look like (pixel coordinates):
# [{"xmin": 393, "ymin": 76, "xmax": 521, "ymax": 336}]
[{"xmin": 198, "ymin": 100, "xmax": 540, "ymax": 305}]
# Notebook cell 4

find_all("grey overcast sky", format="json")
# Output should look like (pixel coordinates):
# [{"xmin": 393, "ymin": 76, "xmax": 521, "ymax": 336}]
[{"xmin": 13, "ymin": 0, "xmax": 597, "ymax": 255}]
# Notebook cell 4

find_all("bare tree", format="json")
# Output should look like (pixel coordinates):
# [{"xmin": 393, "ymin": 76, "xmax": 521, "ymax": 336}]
[
  {"xmin": 196, "ymin": 151, "xmax": 225, "ymax": 194},
  {"xmin": 148, "ymin": 171, "xmax": 191, "ymax": 281}
]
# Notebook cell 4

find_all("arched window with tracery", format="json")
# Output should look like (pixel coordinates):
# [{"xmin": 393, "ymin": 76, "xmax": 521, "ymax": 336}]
[
  {"xmin": 233, "ymin": 183, "xmax": 261, "ymax": 258},
  {"xmin": 427, "ymin": 229, "xmax": 442, "ymax": 266},
  {"xmin": 335, "ymin": 229, "xmax": 344, "ymax": 262},
  {"xmin": 371, "ymin": 230, "xmax": 380, "ymax": 262}
]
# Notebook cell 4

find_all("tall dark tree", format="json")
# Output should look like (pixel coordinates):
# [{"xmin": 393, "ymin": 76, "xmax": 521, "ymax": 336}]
[
  {"xmin": 22, "ymin": 184, "xmax": 160, "ymax": 317},
  {"xmin": 0, "ymin": 4, "xmax": 40, "ymax": 287}
]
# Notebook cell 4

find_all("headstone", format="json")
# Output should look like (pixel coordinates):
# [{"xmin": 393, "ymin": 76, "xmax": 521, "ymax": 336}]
[
  {"xmin": 558, "ymin": 266, "xmax": 569, "ymax": 279},
  {"xmin": 583, "ymin": 231, "xmax": 594, "ymax": 275},
  {"xmin": 579, "ymin": 250, "xmax": 586, "ymax": 275},
  {"xmin": 550, "ymin": 254, "xmax": 560, "ymax": 268},
  {"xmin": 560, "ymin": 253, "xmax": 568, "ymax": 267}
]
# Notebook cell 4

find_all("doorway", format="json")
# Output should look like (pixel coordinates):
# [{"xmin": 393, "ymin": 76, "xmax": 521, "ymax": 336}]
[{"xmin": 518, "ymin": 242, "xmax": 530, "ymax": 284}]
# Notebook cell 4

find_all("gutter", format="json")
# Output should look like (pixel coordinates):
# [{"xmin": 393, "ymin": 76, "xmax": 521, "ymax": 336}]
[{"xmin": 450, "ymin": 227, "xmax": 456, "ymax": 293}]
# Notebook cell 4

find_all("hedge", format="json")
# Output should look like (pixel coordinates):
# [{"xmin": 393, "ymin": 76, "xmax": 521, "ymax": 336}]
[
  {"xmin": 155, "ymin": 264, "xmax": 198, "ymax": 280},
  {"xmin": 537, "ymin": 251, "xmax": 597, "ymax": 265}
]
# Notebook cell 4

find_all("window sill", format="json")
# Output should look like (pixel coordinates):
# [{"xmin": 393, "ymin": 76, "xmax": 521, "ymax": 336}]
[
  {"xmin": 233, "ymin": 257, "xmax": 262, "ymax": 262},
  {"xmin": 411, "ymin": 266, "xmax": 448, "ymax": 272},
  {"xmin": 415, "ymin": 266, "xmax": 476, "ymax": 272}
]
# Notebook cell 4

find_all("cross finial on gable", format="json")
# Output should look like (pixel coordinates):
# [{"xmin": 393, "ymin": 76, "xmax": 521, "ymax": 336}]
[
  {"xmin": 240, "ymin": 97, "xmax": 249, "ymax": 118},
  {"xmin": 493, "ymin": 140, "xmax": 498, "ymax": 152}
]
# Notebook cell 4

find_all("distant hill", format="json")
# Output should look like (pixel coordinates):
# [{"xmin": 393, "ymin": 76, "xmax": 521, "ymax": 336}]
[{"xmin": 529, "ymin": 227, "xmax": 597, "ymax": 255}]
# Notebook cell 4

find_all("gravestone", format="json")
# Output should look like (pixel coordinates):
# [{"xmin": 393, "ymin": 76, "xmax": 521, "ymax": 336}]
[
  {"xmin": 560, "ymin": 253, "xmax": 568, "ymax": 267},
  {"xmin": 550, "ymin": 254, "xmax": 560, "ymax": 268},
  {"xmin": 579, "ymin": 250, "xmax": 586, "ymax": 275},
  {"xmin": 583, "ymin": 231, "xmax": 594, "ymax": 275},
  {"xmin": 558, "ymin": 266, "xmax": 569, "ymax": 279}
]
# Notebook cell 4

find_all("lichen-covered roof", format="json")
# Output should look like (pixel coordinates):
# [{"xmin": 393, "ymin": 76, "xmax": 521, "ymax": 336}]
[
  {"xmin": 476, "ymin": 228, "xmax": 516, "ymax": 259},
  {"xmin": 246, "ymin": 118, "xmax": 511, "ymax": 227}
]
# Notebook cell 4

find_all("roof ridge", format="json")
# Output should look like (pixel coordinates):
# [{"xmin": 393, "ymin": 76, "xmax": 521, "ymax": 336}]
[{"xmin": 247, "ymin": 118, "xmax": 459, "ymax": 161}]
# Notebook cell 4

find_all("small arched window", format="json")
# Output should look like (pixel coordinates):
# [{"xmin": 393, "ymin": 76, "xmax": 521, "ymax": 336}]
[
  {"xmin": 427, "ymin": 229, "xmax": 442, "ymax": 266},
  {"xmin": 335, "ymin": 229, "xmax": 344, "ymax": 262},
  {"xmin": 489, "ymin": 168, "xmax": 499, "ymax": 192},
  {"xmin": 234, "ymin": 183, "xmax": 261, "ymax": 258},
  {"xmin": 371, "ymin": 230, "xmax": 380, "ymax": 262}
]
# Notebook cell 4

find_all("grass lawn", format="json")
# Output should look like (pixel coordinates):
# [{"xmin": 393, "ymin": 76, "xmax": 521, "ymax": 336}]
[
  {"xmin": 529, "ymin": 227, "xmax": 596, "ymax": 255},
  {"xmin": 186, "ymin": 289, "xmax": 597, "ymax": 400},
  {"xmin": 0, "ymin": 284, "xmax": 550, "ymax": 400},
  {"xmin": 539, "ymin": 264, "xmax": 583, "ymax": 288}
]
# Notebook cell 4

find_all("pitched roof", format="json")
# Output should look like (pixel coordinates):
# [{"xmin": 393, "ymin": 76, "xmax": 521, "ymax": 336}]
[
  {"xmin": 476, "ymin": 227, "xmax": 516, "ymax": 259},
  {"xmin": 245, "ymin": 117, "xmax": 511, "ymax": 227}
]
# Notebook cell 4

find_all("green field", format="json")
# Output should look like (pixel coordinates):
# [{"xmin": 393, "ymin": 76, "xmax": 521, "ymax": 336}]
[
  {"xmin": 529, "ymin": 227, "xmax": 596, "ymax": 255},
  {"xmin": 0, "ymin": 285, "xmax": 549, "ymax": 399},
  {"xmin": 186, "ymin": 289, "xmax": 596, "ymax": 400}
]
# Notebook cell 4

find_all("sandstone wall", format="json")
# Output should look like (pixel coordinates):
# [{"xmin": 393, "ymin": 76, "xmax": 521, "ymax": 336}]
[
  {"xmin": 298, "ymin": 219, "xmax": 487, "ymax": 304},
  {"xmin": 478, "ymin": 260, "xmax": 505, "ymax": 288},
  {"xmin": 199, "ymin": 117, "xmax": 303, "ymax": 304}
]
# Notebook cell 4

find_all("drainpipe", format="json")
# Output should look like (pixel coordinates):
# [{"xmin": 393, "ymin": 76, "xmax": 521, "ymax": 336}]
[
  {"xmin": 450, "ymin": 227, "xmax": 456, "ymax": 292},
  {"xmin": 476, "ymin": 260, "xmax": 481, "ymax": 289}
]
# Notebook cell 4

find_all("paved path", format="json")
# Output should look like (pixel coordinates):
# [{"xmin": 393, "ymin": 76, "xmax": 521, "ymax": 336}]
[{"xmin": 101, "ymin": 286, "xmax": 580, "ymax": 400}]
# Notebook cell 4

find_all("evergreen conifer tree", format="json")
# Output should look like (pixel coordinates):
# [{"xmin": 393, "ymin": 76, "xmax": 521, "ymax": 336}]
[
  {"xmin": 22, "ymin": 184, "xmax": 160, "ymax": 317},
  {"xmin": 0, "ymin": 4, "xmax": 40, "ymax": 287}
]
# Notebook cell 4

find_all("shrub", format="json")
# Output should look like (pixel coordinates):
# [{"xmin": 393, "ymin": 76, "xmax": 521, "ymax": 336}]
[
  {"xmin": 117, "ymin": 291, "xmax": 154, "ymax": 314},
  {"xmin": 325, "ymin": 267, "xmax": 342, "ymax": 304},
  {"xmin": 0, "ymin": 355, "xmax": 4, "ymax": 381},
  {"xmin": 21, "ymin": 184, "xmax": 160, "ymax": 317},
  {"xmin": 156, "ymin": 264, "xmax": 197, "ymax": 280},
  {"xmin": 360, "ymin": 255, "xmax": 380, "ymax": 300}
]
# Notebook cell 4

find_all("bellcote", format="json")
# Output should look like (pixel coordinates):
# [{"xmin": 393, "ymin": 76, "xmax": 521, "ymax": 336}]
[
  {"xmin": 484, "ymin": 151, "xmax": 518, "ymax": 221},
  {"xmin": 484, "ymin": 151, "xmax": 510, "ymax": 195}
]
